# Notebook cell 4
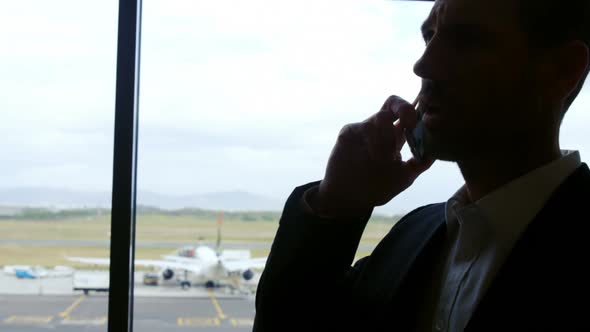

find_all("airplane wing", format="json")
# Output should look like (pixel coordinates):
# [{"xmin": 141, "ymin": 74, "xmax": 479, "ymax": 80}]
[
  {"xmin": 66, "ymin": 257, "xmax": 202, "ymax": 274},
  {"xmin": 220, "ymin": 249, "xmax": 251, "ymax": 260},
  {"xmin": 160, "ymin": 255, "xmax": 202, "ymax": 264},
  {"xmin": 222, "ymin": 257, "xmax": 267, "ymax": 271},
  {"xmin": 66, "ymin": 257, "xmax": 110, "ymax": 265},
  {"xmin": 4, "ymin": 266, "xmax": 31, "ymax": 275},
  {"xmin": 134, "ymin": 259, "xmax": 202, "ymax": 274}
]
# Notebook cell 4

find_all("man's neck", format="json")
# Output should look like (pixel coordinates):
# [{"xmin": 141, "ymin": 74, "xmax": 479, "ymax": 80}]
[{"xmin": 457, "ymin": 144, "xmax": 562, "ymax": 202}]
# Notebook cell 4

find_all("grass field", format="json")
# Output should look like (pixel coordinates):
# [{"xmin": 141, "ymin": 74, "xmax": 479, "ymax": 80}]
[{"xmin": 0, "ymin": 212, "xmax": 398, "ymax": 268}]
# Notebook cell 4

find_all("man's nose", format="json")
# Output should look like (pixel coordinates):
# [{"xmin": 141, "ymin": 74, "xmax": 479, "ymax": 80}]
[
  {"xmin": 413, "ymin": 40, "xmax": 446, "ymax": 81},
  {"xmin": 413, "ymin": 52, "xmax": 429, "ymax": 79}
]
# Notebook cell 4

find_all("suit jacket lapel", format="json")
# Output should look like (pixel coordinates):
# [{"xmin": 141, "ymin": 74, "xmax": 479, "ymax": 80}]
[{"xmin": 466, "ymin": 164, "xmax": 590, "ymax": 331}]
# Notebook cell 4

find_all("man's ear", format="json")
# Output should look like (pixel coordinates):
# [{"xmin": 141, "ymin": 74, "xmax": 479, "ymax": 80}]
[{"xmin": 543, "ymin": 40, "xmax": 589, "ymax": 101}]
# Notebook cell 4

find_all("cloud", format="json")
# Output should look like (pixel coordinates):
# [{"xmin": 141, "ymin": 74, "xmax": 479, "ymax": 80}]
[{"xmin": 1, "ymin": 0, "xmax": 589, "ymax": 214}]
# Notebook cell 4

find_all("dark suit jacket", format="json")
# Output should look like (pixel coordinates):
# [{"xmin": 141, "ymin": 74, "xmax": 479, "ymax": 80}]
[{"xmin": 254, "ymin": 164, "xmax": 590, "ymax": 332}]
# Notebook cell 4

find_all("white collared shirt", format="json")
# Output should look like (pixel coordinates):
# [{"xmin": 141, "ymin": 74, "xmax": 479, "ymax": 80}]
[{"xmin": 428, "ymin": 150, "xmax": 582, "ymax": 332}]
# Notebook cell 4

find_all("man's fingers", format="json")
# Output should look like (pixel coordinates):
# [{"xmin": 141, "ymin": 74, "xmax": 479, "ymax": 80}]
[
  {"xmin": 378, "ymin": 96, "xmax": 401, "ymax": 122},
  {"xmin": 372, "ymin": 95, "xmax": 416, "ymax": 156},
  {"xmin": 346, "ymin": 95, "xmax": 419, "ymax": 163},
  {"xmin": 373, "ymin": 119, "xmax": 396, "ymax": 159},
  {"xmin": 377, "ymin": 95, "xmax": 418, "ymax": 150},
  {"xmin": 393, "ymin": 120, "xmax": 406, "ymax": 152},
  {"xmin": 363, "ymin": 122, "xmax": 385, "ymax": 162},
  {"xmin": 397, "ymin": 102, "xmax": 419, "ymax": 132},
  {"xmin": 378, "ymin": 95, "xmax": 414, "ymax": 123},
  {"xmin": 401, "ymin": 157, "xmax": 435, "ymax": 180}
]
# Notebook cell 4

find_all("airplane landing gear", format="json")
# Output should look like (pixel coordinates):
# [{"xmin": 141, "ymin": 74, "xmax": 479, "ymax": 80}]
[
  {"xmin": 205, "ymin": 280, "xmax": 216, "ymax": 288},
  {"xmin": 180, "ymin": 280, "xmax": 191, "ymax": 289}
]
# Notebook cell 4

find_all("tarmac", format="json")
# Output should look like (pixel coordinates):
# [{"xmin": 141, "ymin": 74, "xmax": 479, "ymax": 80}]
[
  {"xmin": 0, "ymin": 239, "xmax": 376, "ymax": 251},
  {"xmin": 0, "ymin": 272, "xmax": 257, "ymax": 331}
]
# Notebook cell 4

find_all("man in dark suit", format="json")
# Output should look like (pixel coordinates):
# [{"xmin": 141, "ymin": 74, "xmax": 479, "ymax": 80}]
[{"xmin": 254, "ymin": 0, "xmax": 590, "ymax": 331}]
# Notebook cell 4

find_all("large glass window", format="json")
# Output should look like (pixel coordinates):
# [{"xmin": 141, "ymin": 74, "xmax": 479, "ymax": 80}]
[
  {"xmin": 0, "ymin": 0, "xmax": 118, "ymax": 330},
  {"xmin": 133, "ymin": 0, "xmax": 590, "ymax": 328},
  {"xmin": 2, "ymin": 0, "xmax": 590, "ymax": 331},
  {"xmin": 132, "ymin": 0, "xmax": 444, "ymax": 330},
  {"xmin": 133, "ymin": 0, "xmax": 590, "ymax": 329}
]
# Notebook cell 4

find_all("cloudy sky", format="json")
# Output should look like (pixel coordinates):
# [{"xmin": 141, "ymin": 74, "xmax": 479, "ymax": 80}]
[{"xmin": 1, "ymin": 0, "xmax": 589, "ymax": 214}]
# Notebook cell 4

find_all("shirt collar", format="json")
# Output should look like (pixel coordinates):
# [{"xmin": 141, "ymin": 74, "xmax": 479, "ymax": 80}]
[{"xmin": 446, "ymin": 150, "xmax": 581, "ymax": 247}]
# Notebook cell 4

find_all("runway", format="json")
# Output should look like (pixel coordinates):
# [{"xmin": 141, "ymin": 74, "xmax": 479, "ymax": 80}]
[
  {"xmin": 0, "ymin": 270, "xmax": 258, "ymax": 331},
  {"xmin": 0, "ymin": 294, "xmax": 255, "ymax": 331}
]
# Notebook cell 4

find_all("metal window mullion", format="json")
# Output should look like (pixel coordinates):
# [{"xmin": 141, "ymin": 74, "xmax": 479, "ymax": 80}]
[{"xmin": 108, "ymin": 0, "xmax": 142, "ymax": 330}]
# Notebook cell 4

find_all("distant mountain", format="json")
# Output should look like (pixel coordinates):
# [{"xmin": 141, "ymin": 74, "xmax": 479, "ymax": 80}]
[
  {"xmin": 137, "ymin": 190, "xmax": 283, "ymax": 211},
  {"xmin": 0, "ymin": 188, "xmax": 110, "ymax": 208},
  {"xmin": 0, "ymin": 188, "xmax": 284, "ymax": 211}
]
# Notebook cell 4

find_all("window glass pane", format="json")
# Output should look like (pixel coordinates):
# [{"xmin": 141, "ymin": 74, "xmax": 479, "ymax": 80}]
[
  {"xmin": 0, "ymin": 0, "xmax": 117, "ymax": 330},
  {"xmin": 134, "ymin": 0, "xmax": 590, "ymax": 330},
  {"xmin": 134, "ymin": 1, "xmax": 435, "ymax": 330}
]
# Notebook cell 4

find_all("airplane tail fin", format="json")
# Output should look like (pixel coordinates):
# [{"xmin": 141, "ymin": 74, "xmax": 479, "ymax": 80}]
[{"xmin": 216, "ymin": 211, "xmax": 223, "ymax": 256}]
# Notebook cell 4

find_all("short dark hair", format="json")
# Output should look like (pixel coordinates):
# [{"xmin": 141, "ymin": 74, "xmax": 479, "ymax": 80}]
[{"xmin": 518, "ymin": 0, "xmax": 590, "ymax": 111}]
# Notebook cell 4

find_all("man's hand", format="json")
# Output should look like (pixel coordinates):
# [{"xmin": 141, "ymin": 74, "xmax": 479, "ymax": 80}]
[{"xmin": 311, "ymin": 95, "xmax": 435, "ymax": 218}]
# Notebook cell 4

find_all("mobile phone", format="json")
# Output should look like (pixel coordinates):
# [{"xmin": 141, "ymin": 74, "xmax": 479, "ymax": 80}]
[{"xmin": 405, "ymin": 100, "xmax": 427, "ymax": 161}]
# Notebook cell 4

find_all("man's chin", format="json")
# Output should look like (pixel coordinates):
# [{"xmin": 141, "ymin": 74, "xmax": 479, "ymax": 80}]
[
  {"xmin": 423, "ymin": 140, "xmax": 467, "ymax": 163},
  {"xmin": 424, "ymin": 151, "xmax": 459, "ymax": 162},
  {"xmin": 422, "ymin": 129, "xmax": 477, "ymax": 162}
]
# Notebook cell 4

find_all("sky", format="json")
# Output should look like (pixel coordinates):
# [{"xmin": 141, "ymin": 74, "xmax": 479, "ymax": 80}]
[{"xmin": 0, "ymin": 0, "xmax": 589, "ymax": 215}]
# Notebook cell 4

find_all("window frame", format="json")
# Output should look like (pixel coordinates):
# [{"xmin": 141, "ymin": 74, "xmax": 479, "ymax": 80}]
[{"xmin": 108, "ymin": 0, "xmax": 142, "ymax": 330}]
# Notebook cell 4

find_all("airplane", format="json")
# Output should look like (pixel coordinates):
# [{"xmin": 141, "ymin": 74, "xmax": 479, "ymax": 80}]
[
  {"xmin": 3, "ymin": 265, "xmax": 74, "ymax": 279},
  {"xmin": 67, "ymin": 212, "xmax": 267, "ymax": 290}
]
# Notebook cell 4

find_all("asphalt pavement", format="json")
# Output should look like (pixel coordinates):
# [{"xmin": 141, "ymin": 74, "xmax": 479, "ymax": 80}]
[
  {"xmin": 0, "ymin": 271, "xmax": 257, "ymax": 331},
  {"xmin": 0, "ymin": 294, "xmax": 255, "ymax": 331}
]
